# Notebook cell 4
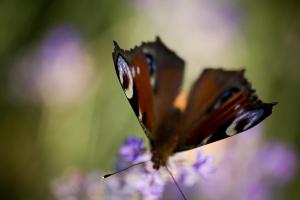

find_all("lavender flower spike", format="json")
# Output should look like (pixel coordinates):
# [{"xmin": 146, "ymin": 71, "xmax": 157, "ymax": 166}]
[{"xmin": 119, "ymin": 136, "xmax": 147, "ymax": 163}]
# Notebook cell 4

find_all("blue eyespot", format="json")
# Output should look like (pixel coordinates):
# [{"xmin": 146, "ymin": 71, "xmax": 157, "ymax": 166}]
[
  {"xmin": 211, "ymin": 87, "xmax": 240, "ymax": 111},
  {"xmin": 145, "ymin": 53, "xmax": 156, "ymax": 75},
  {"xmin": 219, "ymin": 87, "xmax": 240, "ymax": 103}
]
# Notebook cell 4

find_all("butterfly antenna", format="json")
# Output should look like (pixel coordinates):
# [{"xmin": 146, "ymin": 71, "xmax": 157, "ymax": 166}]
[
  {"xmin": 102, "ymin": 160, "xmax": 149, "ymax": 179},
  {"xmin": 165, "ymin": 166, "xmax": 187, "ymax": 200}
]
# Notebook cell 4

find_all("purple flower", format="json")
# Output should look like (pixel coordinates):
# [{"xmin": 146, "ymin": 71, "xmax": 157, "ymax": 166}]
[
  {"xmin": 120, "ymin": 148, "xmax": 215, "ymax": 200},
  {"xmin": 257, "ymin": 143, "xmax": 297, "ymax": 181},
  {"xmin": 128, "ymin": 168, "xmax": 166, "ymax": 199},
  {"xmin": 10, "ymin": 25, "xmax": 95, "ymax": 105},
  {"xmin": 52, "ymin": 130, "xmax": 297, "ymax": 200},
  {"xmin": 244, "ymin": 181, "xmax": 270, "ymax": 200},
  {"xmin": 51, "ymin": 171, "xmax": 86, "ymax": 200},
  {"xmin": 50, "ymin": 136, "xmax": 239, "ymax": 200},
  {"xmin": 51, "ymin": 136, "xmax": 216, "ymax": 200},
  {"xmin": 193, "ymin": 151, "xmax": 216, "ymax": 179},
  {"xmin": 130, "ymin": 0, "xmax": 241, "ymax": 66},
  {"xmin": 117, "ymin": 136, "xmax": 169, "ymax": 199},
  {"xmin": 174, "ymin": 150, "xmax": 216, "ymax": 187},
  {"xmin": 83, "ymin": 172, "xmax": 107, "ymax": 200},
  {"xmin": 52, "ymin": 170, "xmax": 116, "ymax": 200},
  {"xmin": 114, "ymin": 136, "xmax": 215, "ymax": 199},
  {"xmin": 119, "ymin": 136, "xmax": 147, "ymax": 163},
  {"xmin": 194, "ymin": 125, "xmax": 298, "ymax": 200}
]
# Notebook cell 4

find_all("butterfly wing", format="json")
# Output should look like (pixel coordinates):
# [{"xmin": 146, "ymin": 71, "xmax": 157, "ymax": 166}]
[
  {"xmin": 140, "ymin": 37, "xmax": 184, "ymax": 137},
  {"xmin": 113, "ymin": 42, "xmax": 155, "ymax": 136},
  {"xmin": 112, "ymin": 38, "xmax": 184, "ymax": 139},
  {"xmin": 175, "ymin": 68, "xmax": 276, "ymax": 152}
]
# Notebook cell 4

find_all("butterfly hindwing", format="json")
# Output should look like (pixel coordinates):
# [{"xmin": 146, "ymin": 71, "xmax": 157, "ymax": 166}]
[{"xmin": 175, "ymin": 69, "xmax": 276, "ymax": 152}]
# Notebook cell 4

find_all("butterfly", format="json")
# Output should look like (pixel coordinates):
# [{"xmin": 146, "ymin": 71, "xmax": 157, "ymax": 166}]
[{"xmin": 112, "ymin": 37, "xmax": 276, "ymax": 170}]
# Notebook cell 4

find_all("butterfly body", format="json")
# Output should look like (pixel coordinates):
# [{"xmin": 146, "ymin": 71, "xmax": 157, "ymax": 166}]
[
  {"xmin": 150, "ymin": 107, "xmax": 182, "ymax": 169},
  {"xmin": 112, "ymin": 37, "xmax": 276, "ymax": 170}
]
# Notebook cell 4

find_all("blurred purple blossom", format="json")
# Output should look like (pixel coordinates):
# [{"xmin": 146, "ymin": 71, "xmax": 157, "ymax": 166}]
[
  {"xmin": 244, "ymin": 181, "xmax": 270, "ymax": 200},
  {"xmin": 11, "ymin": 25, "xmax": 95, "ymax": 105},
  {"xmin": 196, "ymin": 126, "xmax": 298, "ymax": 200},
  {"xmin": 52, "ymin": 170, "xmax": 106, "ymax": 200},
  {"xmin": 52, "ymin": 130, "xmax": 297, "ymax": 200},
  {"xmin": 129, "ymin": 0, "xmax": 242, "ymax": 68},
  {"xmin": 119, "ymin": 136, "xmax": 147, "ymax": 163},
  {"xmin": 176, "ymin": 151, "xmax": 216, "ymax": 187},
  {"xmin": 52, "ymin": 136, "xmax": 215, "ymax": 200},
  {"xmin": 113, "ymin": 136, "xmax": 215, "ymax": 200},
  {"xmin": 258, "ymin": 143, "xmax": 297, "ymax": 181}
]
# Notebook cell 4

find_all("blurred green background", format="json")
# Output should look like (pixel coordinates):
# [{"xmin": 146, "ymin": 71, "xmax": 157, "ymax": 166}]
[{"xmin": 0, "ymin": 0, "xmax": 299, "ymax": 199}]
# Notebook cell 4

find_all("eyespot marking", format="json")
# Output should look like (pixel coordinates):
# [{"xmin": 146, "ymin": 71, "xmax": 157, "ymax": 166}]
[
  {"xmin": 117, "ymin": 55, "xmax": 133, "ymax": 99},
  {"xmin": 145, "ymin": 53, "xmax": 156, "ymax": 88},
  {"xmin": 225, "ymin": 109, "xmax": 265, "ymax": 136},
  {"xmin": 201, "ymin": 135, "xmax": 212, "ymax": 145},
  {"xmin": 145, "ymin": 54, "xmax": 156, "ymax": 75},
  {"xmin": 212, "ymin": 87, "xmax": 240, "ymax": 110}
]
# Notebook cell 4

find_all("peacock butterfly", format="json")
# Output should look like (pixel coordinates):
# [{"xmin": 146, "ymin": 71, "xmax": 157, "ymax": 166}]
[{"xmin": 112, "ymin": 37, "xmax": 276, "ymax": 170}]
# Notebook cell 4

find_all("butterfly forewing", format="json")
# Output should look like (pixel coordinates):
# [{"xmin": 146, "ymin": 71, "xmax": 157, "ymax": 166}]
[
  {"xmin": 112, "ymin": 38, "xmax": 185, "ymax": 140},
  {"xmin": 113, "ymin": 42, "xmax": 155, "ymax": 136},
  {"xmin": 140, "ymin": 37, "xmax": 184, "ymax": 127}
]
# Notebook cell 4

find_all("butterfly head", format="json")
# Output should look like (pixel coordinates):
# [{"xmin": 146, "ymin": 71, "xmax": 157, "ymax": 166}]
[
  {"xmin": 150, "ymin": 135, "xmax": 179, "ymax": 170},
  {"xmin": 151, "ymin": 139, "xmax": 175, "ymax": 170},
  {"xmin": 151, "ymin": 150, "xmax": 167, "ymax": 170}
]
